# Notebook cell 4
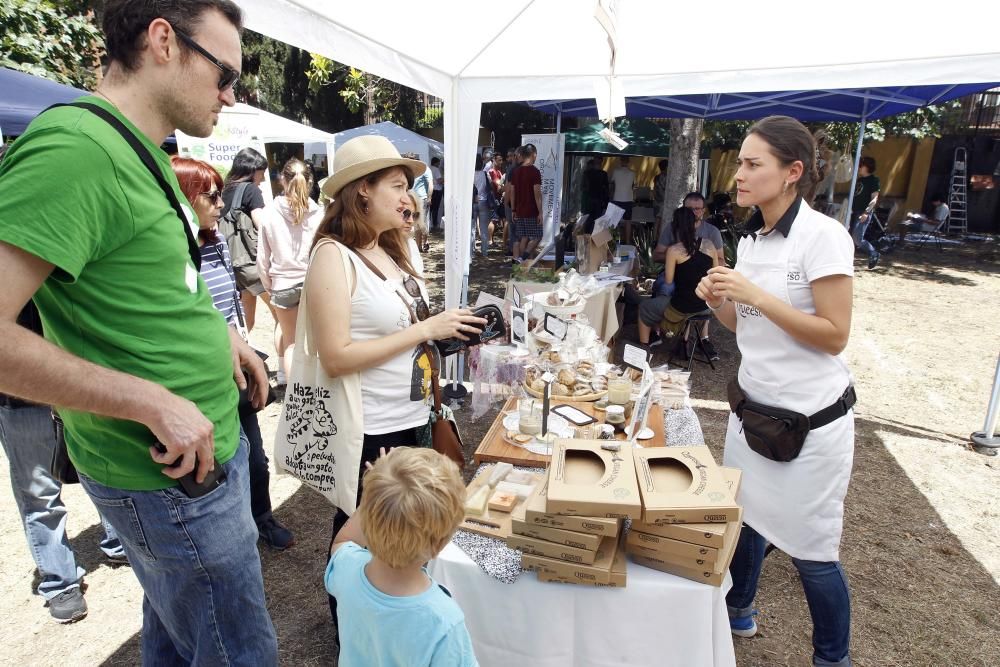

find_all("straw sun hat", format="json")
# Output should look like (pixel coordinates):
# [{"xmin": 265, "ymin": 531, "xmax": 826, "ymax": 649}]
[{"xmin": 321, "ymin": 135, "xmax": 426, "ymax": 200}]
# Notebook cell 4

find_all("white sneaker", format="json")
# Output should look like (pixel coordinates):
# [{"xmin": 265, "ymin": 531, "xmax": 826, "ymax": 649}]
[{"xmin": 276, "ymin": 369, "xmax": 286, "ymax": 386}]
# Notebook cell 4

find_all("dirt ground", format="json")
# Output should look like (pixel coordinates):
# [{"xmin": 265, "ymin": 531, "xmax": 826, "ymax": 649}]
[{"xmin": 1, "ymin": 231, "xmax": 998, "ymax": 666}]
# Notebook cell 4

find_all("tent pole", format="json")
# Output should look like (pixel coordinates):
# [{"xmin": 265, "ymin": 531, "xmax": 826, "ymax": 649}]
[
  {"xmin": 971, "ymin": 352, "xmax": 1000, "ymax": 453},
  {"xmin": 844, "ymin": 117, "xmax": 867, "ymax": 227}
]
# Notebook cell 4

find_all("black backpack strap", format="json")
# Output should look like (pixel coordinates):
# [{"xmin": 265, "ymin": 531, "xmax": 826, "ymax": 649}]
[
  {"xmin": 227, "ymin": 181, "xmax": 251, "ymax": 218},
  {"xmin": 46, "ymin": 102, "xmax": 201, "ymax": 270}
]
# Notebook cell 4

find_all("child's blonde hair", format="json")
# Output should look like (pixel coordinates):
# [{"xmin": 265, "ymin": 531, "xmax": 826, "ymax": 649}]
[{"xmin": 359, "ymin": 448, "xmax": 465, "ymax": 568}]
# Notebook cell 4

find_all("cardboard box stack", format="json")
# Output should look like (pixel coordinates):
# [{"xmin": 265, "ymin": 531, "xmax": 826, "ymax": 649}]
[
  {"xmin": 509, "ymin": 440, "xmax": 642, "ymax": 588},
  {"xmin": 626, "ymin": 446, "xmax": 743, "ymax": 586}
]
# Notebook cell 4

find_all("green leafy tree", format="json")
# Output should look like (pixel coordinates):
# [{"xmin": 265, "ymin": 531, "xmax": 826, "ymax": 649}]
[{"xmin": 1, "ymin": 0, "xmax": 103, "ymax": 88}]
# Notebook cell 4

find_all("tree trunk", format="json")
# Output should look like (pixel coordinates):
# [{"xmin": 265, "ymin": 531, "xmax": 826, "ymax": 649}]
[{"xmin": 662, "ymin": 118, "xmax": 705, "ymax": 222}]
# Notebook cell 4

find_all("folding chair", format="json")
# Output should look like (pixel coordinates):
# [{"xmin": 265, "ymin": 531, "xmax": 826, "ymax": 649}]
[
  {"xmin": 912, "ymin": 215, "xmax": 948, "ymax": 252},
  {"xmin": 665, "ymin": 311, "xmax": 716, "ymax": 372}
]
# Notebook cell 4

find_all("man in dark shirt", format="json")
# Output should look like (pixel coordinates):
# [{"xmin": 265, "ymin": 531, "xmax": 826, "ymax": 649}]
[
  {"xmin": 581, "ymin": 157, "xmax": 610, "ymax": 230},
  {"xmin": 508, "ymin": 144, "xmax": 544, "ymax": 262},
  {"xmin": 850, "ymin": 156, "xmax": 881, "ymax": 269}
]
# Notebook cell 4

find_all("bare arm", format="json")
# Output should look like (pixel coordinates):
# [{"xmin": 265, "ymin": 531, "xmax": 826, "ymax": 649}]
[
  {"xmin": 331, "ymin": 510, "xmax": 368, "ymax": 556},
  {"xmin": 0, "ymin": 242, "xmax": 217, "ymax": 481},
  {"xmin": 664, "ymin": 248, "xmax": 679, "ymax": 284},
  {"xmin": 508, "ymin": 183, "xmax": 516, "ymax": 211},
  {"xmin": 702, "ymin": 267, "xmax": 853, "ymax": 355},
  {"xmin": 533, "ymin": 184, "xmax": 543, "ymax": 217},
  {"xmin": 257, "ymin": 222, "xmax": 272, "ymax": 292},
  {"xmin": 249, "ymin": 207, "xmax": 266, "ymax": 231},
  {"xmin": 306, "ymin": 243, "xmax": 486, "ymax": 378}
]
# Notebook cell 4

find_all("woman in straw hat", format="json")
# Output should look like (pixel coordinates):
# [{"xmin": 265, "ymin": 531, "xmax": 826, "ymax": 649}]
[{"xmin": 304, "ymin": 135, "xmax": 485, "ymax": 621}]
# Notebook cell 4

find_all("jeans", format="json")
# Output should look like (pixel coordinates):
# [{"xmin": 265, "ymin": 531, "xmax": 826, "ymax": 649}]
[
  {"xmin": 850, "ymin": 214, "xmax": 877, "ymax": 260},
  {"xmin": 239, "ymin": 402, "xmax": 272, "ymax": 523},
  {"xmin": 0, "ymin": 404, "xmax": 124, "ymax": 599},
  {"xmin": 727, "ymin": 524, "xmax": 852, "ymax": 667},
  {"xmin": 80, "ymin": 433, "xmax": 278, "ymax": 666},
  {"xmin": 473, "ymin": 201, "xmax": 494, "ymax": 255}
]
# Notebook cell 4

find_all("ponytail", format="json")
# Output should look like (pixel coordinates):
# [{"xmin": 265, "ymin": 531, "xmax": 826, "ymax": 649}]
[
  {"xmin": 281, "ymin": 158, "xmax": 314, "ymax": 225},
  {"xmin": 671, "ymin": 206, "xmax": 700, "ymax": 257}
]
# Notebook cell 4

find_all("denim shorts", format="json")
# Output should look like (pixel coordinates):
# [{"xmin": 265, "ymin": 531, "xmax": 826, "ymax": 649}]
[{"xmin": 270, "ymin": 283, "xmax": 303, "ymax": 309}]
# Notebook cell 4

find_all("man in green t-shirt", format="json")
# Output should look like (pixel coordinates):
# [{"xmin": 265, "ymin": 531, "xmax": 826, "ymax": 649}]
[{"xmin": 0, "ymin": 1, "xmax": 277, "ymax": 662}]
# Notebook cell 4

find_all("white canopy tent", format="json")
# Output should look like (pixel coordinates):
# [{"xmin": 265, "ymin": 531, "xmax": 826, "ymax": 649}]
[
  {"xmin": 229, "ymin": 102, "xmax": 336, "ymax": 156},
  {"xmin": 234, "ymin": 0, "xmax": 1000, "ymax": 314},
  {"xmin": 332, "ymin": 121, "xmax": 443, "ymax": 166}
]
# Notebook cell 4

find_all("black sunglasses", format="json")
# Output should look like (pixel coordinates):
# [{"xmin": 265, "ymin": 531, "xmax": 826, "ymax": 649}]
[
  {"xmin": 174, "ymin": 27, "xmax": 240, "ymax": 91},
  {"xmin": 200, "ymin": 190, "xmax": 223, "ymax": 205},
  {"xmin": 401, "ymin": 275, "xmax": 430, "ymax": 321}
]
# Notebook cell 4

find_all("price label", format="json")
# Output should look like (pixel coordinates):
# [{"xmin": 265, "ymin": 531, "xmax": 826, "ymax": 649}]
[
  {"xmin": 512, "ymin": 284, "xmax": 522, "ymax": 308},
  {"xmin": 623, "ymin": 343, "xmax": 650, "ymax": 371},
  {"xmin": 541, "ymin": 371, "xmax": 556, "ymax": 384},
  {"xmin": 544, "ymin": 313, "xmax": 568, "ymax": 340}
]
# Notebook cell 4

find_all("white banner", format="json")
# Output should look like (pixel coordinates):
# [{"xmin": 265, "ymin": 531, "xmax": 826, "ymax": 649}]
[
  {"xmin": 175, "ymin": 107, "xmax": 273, "ymax": 204},
  {"xmin": 521, "ymin": 132, "xmax": 566, "ymax": 245}
]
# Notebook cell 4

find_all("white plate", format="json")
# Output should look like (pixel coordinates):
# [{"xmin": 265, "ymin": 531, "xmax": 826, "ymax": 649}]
[{"xmin": 625, "ymin": 425, "xmax": 655, "ymax": 440}]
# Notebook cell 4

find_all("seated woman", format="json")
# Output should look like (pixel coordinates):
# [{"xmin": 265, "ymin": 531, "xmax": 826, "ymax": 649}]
[{"xmin": 637, "ymin": 206, "xmax": 719, "ymax": 348}]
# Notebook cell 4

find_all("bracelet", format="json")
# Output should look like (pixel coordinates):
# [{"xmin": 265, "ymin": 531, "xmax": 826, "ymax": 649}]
[{"xmin": 708, "ymin": 298, "xmax": 727, "ymax": 311}]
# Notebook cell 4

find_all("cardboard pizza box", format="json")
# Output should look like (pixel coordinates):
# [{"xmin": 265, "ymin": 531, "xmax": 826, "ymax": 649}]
[
  {"xmin": 546, "ymin": 440, "xmax": 642, "ymax": 520},
  {"xmin": 507, "ymin": 533, "xmax": 599, "ymax": 565},
  {"xmin": 524, "ymin": 540, "xmax": 626, "ymax": 587},
  {"xmin": 511, "ymin": 518, "xmax": 602, "ymax": 551},
  {"xmin": 628, "ymin": 509, "xmax": 742, "ymax": 586},
  {"xmin": 520, "ymin": 478, "xmax": 621, "ymax": 537},
  {"xmin": 633, "ymin": 447, "xmax": 739, "ymax": 524}
]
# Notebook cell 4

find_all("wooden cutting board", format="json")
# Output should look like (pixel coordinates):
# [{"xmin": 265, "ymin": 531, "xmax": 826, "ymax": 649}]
[{"xmin": 459, "ymin": 466, "xmax": 545, "ymax": 540}]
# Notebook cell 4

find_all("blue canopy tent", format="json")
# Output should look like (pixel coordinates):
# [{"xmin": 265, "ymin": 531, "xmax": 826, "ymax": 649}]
[
  {"xmin": 0, "ymin": 67, "xmax": 86, "ymax": 137},
  {"xmin": 525, "ymin": 83, "xmax": 1000, "ymax": 215}
]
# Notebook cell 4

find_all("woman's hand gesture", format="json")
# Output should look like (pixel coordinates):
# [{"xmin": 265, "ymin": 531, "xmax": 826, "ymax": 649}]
[
  {"xmin": 705, "ymin": 267, "xmax": 764, "ymax": 307},
  {"xmin": 695, "ymin": 274, "xmax": 725, "ymax": 309},
  {"xmin": 419, "ymin": 308, "xmax": 487, "ymax": 342}
]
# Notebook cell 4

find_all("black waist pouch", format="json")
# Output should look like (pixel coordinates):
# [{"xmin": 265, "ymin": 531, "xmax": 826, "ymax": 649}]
[{"xmin": 727, "ymin": 380, "xmax": 856, "ymax": 463}]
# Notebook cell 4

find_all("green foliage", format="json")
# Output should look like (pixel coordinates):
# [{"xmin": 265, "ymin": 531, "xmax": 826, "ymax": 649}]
[
  {"xmin": 1, "ymin": 0, "xmax": 102, "ymax": 88},
  {"xmin": 416, "ymin": 106, "xmax": 443, "ymax": 130},
  {"xmin": 631, "ymin": 225, "xmax": 663, "ymax": 278},
  {"xmin": 703, "ymin": 120, "xmax": 751, "ymax": 150}
]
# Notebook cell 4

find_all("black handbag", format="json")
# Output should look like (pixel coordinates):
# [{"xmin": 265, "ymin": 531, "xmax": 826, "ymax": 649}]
[{"xmin": 727, "ymin": 380, "xmax": 856, "ymax": 462}]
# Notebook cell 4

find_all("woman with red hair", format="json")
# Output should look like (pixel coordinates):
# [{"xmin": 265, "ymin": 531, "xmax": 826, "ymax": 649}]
[{"xmin": 170, "ymin": 156, "xmax": 294, "ymax": 551}]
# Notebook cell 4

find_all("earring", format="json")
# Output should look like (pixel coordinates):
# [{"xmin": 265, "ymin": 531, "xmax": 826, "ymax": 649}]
[
  {"xmin": 361, "ymin": 198, "xmax": 369, "ymax": 213},
  {"xmin": 782, "ymin": 181, "xmax": 789, "ymax": 194}
]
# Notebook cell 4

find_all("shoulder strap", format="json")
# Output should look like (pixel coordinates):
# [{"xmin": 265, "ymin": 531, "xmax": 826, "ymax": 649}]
[
  {"xmin": 344, "ymin": 246, "xmax": 444, "ymax": 411},
  {"xmin": 232, "ymin": 181, "xmax": 251, "ymax": 215},
  {"xmin": 47, "ymin": 102, "xmax": 201, "ymax": 270}
]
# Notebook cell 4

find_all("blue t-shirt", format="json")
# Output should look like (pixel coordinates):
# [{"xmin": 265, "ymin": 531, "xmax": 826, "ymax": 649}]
[{"xmin": 325, "ymin": 542, "xmax": 478, "ymax": 667}]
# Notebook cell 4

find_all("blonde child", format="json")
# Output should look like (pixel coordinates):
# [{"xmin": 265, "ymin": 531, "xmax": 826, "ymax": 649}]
[{"xmin": 326, "ymin": 448, "xmax": 478, "ymax": 666}]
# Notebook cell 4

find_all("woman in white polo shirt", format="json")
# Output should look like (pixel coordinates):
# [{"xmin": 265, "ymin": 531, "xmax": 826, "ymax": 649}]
[{"xmin": 696, "ymin": 116, "xmax": 856, "ymax": 667}]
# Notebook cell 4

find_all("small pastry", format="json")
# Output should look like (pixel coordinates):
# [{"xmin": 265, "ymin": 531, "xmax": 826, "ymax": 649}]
[
  {"xmin": 552, "ymin": 382, "xmax": 570, "ymax": 396},
  {"xmin": 573, "ymin": 386, "xmax": 592, "ymax": 396},
  {"xmin": 530, "ymin": 378, "xmax": 546, "ymax": 392},
  {"xmin": 557, "ymin": 369, "xmax": 576, "ymax": 386},
  {"xmin": 513, "ymin": 434, "xmax": 533, "ymax": 444}
]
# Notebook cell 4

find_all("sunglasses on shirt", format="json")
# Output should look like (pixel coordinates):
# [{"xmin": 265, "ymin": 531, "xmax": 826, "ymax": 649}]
[
  {"xmin": 401, "ymin": 274, "xmax": 430, "ymax": 321},
  {"xmin": 174, "ymin": 27, "xmax": 240, "ymax": 91}
]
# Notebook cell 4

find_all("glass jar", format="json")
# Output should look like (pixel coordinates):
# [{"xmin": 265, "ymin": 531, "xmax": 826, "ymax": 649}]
[
  {"xmin": 605, "ymin": 405, "xmax": 626, "ymax": 432},
  {"xmin": 607, "ymin": 378, "xmax": 631, "ymax": 405},
  {"xmin": 519, "ymin": 413, "xmax": 542, "ymax": 436}
]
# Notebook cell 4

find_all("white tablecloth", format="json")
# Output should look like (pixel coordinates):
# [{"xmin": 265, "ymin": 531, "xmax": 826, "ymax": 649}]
[
  {"xmin": 505, "ymin": 281, "xmax": 623, "ymax": 343},
  {"xmin": 429, "ymin": 542, "xmax": 736, "ymax": 667}
]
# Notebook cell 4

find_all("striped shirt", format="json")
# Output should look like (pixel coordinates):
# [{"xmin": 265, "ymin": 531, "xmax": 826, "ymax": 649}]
[{"xmin": 199, "ymin": 239, "xmax": 242, "ymax": 327}]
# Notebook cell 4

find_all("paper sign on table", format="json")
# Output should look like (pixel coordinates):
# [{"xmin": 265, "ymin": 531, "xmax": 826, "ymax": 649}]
[
  {"xmin": 623, "ymin": 344, "xmax": 651, "ymax": 371},
  {"xmin": 544, "ymin": 314, "xmax": 568, "ymax": 340},
  {"xmin": 512, "ymin": 284, "xmax": 522, "ymax": 308}
]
